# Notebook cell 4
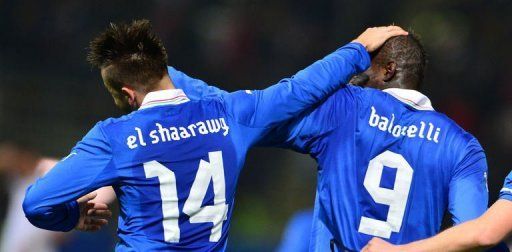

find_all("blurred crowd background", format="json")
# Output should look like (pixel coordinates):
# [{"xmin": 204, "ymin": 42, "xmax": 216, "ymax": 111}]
[{"xmin": 0, "ymin": 0, "xmax": 511, "ymax": 251}]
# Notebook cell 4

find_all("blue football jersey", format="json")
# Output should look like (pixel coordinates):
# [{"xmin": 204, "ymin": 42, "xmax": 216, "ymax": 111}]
[
  {"xmin": 499, "ymin": 171, "xmax": 512, "ymax": 201},
  {"xmin": 175, "ymin": 78, "xmax": 489, "ymax": 251},
  {"xmin": 22, "ymin": 43, "xmax": 370, "ymax": 251},
  {"xmin": 274, "ymin": 86, "xmax": 489, "ymax": 251}
]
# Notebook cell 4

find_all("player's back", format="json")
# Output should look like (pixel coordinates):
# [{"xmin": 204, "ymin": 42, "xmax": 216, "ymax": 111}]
[
  {"xmin": 308, "ymin": 86, "xmax": 488, "ymax": 251},
  {"xmin": 23, "ymin": 43, "xmax": 372, "ymax": 251},
  {"xmin": 100, "ymin": 94, "xmax": 241, "ymax": 251}
]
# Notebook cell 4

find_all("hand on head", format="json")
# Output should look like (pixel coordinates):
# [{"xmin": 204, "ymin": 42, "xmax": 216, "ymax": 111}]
[{"xmin": 353, "ymin": 26, "xmax": 408, "ymax": 52}]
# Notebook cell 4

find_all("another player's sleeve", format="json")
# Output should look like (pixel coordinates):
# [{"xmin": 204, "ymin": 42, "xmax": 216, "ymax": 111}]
[
  {"xmin": 448, "ymin": 137, "xmax": 489, "ymax": 224},
  {"xmin": 222, "ymin": 43, "xmax": 369, "ymax": 141},
  {"xmin": 23, "ymin": 123, "xmax": 118, "ymax": 232},
  {"xmin": 256, "ymin": 86, "xmax": 358, "ymax": 155},
  {"xmin": 168, "ymin": 66, "xmax": 228, "ymax": 100},
  {"xmin": 499, "ymin": 171, "xmax": 512, "ymax": 201}
]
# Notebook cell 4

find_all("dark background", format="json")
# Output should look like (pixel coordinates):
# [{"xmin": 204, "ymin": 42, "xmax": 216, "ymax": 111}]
[{"xmin": 0, "ymin": 0, "xmax": 511, "ymax": 251}]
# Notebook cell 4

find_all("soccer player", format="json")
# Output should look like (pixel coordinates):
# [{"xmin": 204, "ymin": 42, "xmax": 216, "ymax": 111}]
[
  {"xmin": 22, "ymin": 20, "xmax": 406, "ymax": 251},
  {"xmin": 172, "ymin": 34, "xmax": 490, "ymax": 251},
  {"xmin": 362, "ymin": 171, "xmax": 512, "ymax": 252}
]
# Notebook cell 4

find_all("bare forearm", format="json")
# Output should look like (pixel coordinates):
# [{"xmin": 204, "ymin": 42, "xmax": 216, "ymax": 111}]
[
  {"xmin": 91, "ymin": 186, "xmax": 117, "ymax": 205},
  {"xmin": 400, "ymin": 220, "xmax": 484, "ymax": 252},
  {"xmin": 401, "ymin": 200, "xmax": 512, "ymax": 252}
]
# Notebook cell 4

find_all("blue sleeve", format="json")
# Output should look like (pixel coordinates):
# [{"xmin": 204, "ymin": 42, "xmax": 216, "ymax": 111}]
[
  {"xmin": 277, "ymin": 209, "xmax": 313, "ymax": 252},
  {"xmin": 23, "ymin": 123, "xmax": 118, "ymax": 232},
  {"xmin": 257, "ymin": 86, "xmax": 359, "ymax": 153},
  {"xmin": 448, "ymin": 138, "xmax": 489, "ymax": 224},
  {"xmin": 499, "ymin": 171, "xmax": 512, "ymax": 201},
  {"xmin": 168, "ymin": 66, "xmax": 228, "ymax": 100},
  {"xmin": 222, "ymin": 43, "xmax": 369, "ymax": 138}
]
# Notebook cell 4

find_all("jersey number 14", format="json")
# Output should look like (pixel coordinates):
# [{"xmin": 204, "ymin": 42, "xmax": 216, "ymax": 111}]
[
  {"xmin": 358, "ymin": 150, "xmax": 414, "ymax": 239},
  {"xmin": 144, "ymin": 151, "xmax": 229, "ymax": 243}
]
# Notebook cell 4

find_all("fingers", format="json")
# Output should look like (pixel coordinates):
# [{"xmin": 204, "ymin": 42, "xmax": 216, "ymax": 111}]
[
  {"xmin": 384, "ymin": 27, "xmax": 408, "ymax": 39},
  {"xmin": 84, "ymin": 217, "xmax": 109, "ymax": 226},
  {"xmin": 353, "ymin": 25, "xmax": 408, "ymax": 52},
  {"xmin": 86, "ymin": 202, "xmax": 109, "ymax": 210},
  {"xmin": 75, "ymin": 194, "xmax": 112, "ymax": 233},
  {"xmin": 77, "ymin": 192, "xmax": 98, "ymax": 203},
  {"xmin": 76, "ymin": 216, "xmax": 109, "ymax": 232},
  {"xmin": 85, "ymin": 191, "xmax": 98, "ymax": 200},
  {"xmin": 386, "ymin": 25, "xmax": 404, "ymax": 32},
  {"xmin": 80, "ymin": 223, "xmax": 105, "ymax": 232},
  {"xmin": 87, "ymin": 209, "xmax": 112, "ymax": 218}
]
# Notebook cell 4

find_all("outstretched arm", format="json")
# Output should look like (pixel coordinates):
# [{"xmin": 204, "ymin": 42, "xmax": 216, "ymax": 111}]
[
  {"xmin": 363, "ymin": 199, "xmax": 512, "ymax": 252},
  {"xmin": 224, "ymin": 27, "xmax": 407, "ymax": 134},
  {"xmin": 168, "ymin": 66, "xmax": 228, "ymax": 100},
  {"xmin": 170, "ymin": 27, "xmax": 407, "ymax": 105}
]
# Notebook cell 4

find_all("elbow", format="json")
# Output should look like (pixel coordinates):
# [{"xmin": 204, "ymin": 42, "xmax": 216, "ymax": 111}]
[
  {"xmin": 474, "ymin": 226, "xmax": 501, "ymax": 248},
  {"xmin": 475, "ymin": 234, "xmax": 500, "ymax": 248},
  {"xmin": 22, "ymin": 191, "xmax": 45, "ymax": 228},
  {"xmin": 22, "ymin": 189, "xmax": 64, "ymax": 231},
  {"xmin": 22, "ymin": 191, "xmax": 79, "ymax": 232}
]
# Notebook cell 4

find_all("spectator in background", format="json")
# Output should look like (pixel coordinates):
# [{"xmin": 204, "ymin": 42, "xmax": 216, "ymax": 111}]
[
  {"xmin": 0, "ymin": 143, "xmax": 117, "ymax": 252},
  {"xmin": 0, "ymin": 142, "xmax": 63, "ymax": 252}
]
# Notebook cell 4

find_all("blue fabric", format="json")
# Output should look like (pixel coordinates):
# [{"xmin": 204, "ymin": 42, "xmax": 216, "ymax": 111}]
[
  {"xmin": 272, "ymin": 86, "xmax": 488, "ymax": 251},
  {"xmin": 276, "ymin": 209, "xmax": 314, "ymax": 252},
  {"xmin": 23, "ymin": 43, "xmax": 369, "ymax": 251},
  {"xmin": 173, "ymin": 56, "xmax": 489, "ymax": 251},
  {"xmin": 499, "ymin": 171, "xmax": 512, "ymax": 201}
]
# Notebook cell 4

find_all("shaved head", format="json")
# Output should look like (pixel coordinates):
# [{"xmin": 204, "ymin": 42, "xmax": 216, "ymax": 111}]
[{"xmin": 351, "ymin": 34, "xmax": 427, "ymax": 90}]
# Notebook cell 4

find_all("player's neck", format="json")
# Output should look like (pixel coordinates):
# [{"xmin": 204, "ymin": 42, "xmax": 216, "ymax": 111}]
[
  {"xmin": 152, "ymin": 75, "xmax": 176, "ymax": 91},
  {"xmin": 136, "ymin": 75, "xmax": 177, "ymax": 107},
  {"xmin": 385, "ymin": 80, "xmax": 417, "ymax": 90}
]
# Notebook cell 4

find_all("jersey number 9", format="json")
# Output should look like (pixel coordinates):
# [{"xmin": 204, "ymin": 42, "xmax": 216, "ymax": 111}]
[{"xmin": 358, "ymin": 150, "xmax": 414, "ymax": 239}]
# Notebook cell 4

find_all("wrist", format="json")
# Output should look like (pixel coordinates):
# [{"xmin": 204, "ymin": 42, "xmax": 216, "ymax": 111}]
[
  {"xmin": 67, "ymin": 200, "xmax": 81, "ymax": 231},
  {"xmin": 344, "ymin": 42, "xmax": 371, "ymax": 71},
  {"xmin": 351, "ymin": 40, "xmax": 367, "ymax": 51}
]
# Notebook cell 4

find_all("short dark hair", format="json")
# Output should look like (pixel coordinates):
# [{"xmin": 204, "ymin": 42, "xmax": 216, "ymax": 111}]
[
  {"xmin": 87, "ymin": 19, "xmax": 168, "ymax": 93},
  {"xmin": 373, "ymin": 33, "xmax": 427, "ymax": 89}
]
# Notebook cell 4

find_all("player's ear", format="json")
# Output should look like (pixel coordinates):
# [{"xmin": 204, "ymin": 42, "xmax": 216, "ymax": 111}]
[
  {"xmin": 121, "ymin": 86, "xmax": 137, "ymax": 109},
  {"xmin": 383, "ymin": 61, "xmax": 397, "ymax": 82}
]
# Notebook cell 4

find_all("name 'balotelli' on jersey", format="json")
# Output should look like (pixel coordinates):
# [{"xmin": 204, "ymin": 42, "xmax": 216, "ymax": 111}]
[
  {"xmin": 163, "ymin": 66, "xmax": 489, "ymax": 251},
  {"xmin": 22, "ymin": 43, "xmax": 370, "ymax": 251},
  {"xmin": 276, "ymin": 86, "xmax": 489, "ymax": 251}
]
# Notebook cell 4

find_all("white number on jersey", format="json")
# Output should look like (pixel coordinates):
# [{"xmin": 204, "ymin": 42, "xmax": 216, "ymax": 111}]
[
  {"xmin": 144, "ymin": 151, "xmax": 229, "ymax": 243},
  {"xmin": 358, "ymin": 150, "xmax": 414, "ymax": 239}
]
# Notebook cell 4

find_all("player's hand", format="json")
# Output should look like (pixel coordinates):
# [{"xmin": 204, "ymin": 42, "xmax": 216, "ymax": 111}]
[
  {"xmin": 362, "ymin": 237, "xmax": 405, "ymax": 252},
  {"xmin": 353, "ymin": 26, "xmax": 408, "ymax": 52},
  {"xmin": 75, "ymin": 192, "xmax": 112, "ymax": 232}
]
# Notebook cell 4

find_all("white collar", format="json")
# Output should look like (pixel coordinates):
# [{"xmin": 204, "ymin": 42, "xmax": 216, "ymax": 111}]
[
  {"xmin": 139, "ymin": 89, "xmax": 190, "ymax": 110},
  {"xmin": 383, "ymin": 88, "xmax": 434, "ymax": 111}
]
